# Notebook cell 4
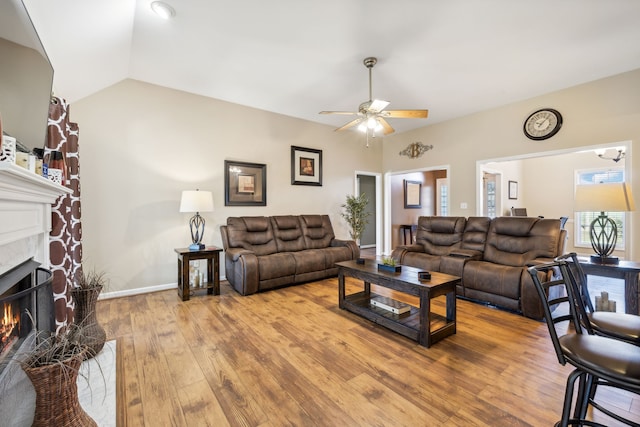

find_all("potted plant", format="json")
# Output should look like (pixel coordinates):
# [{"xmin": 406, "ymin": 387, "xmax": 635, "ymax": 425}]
[
  {"xmin": 71, "ymin": 268, "xmax": 108, "ymax": 359},
  {"xmin": 20, "ymin": 326, "xmax": 97, "ymax": 427},
  {"xmin": 378, "ymin": 256, "xmax": 401, "ymax": 273},
  {"xmin": 340, "ymin": 193, "xmax": 371, "ymax": 245}
]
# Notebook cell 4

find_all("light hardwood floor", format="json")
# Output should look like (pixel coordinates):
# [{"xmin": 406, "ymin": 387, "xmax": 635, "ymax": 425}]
[{"xmin": 100, "ymin": 277, "xmax": 640, "ymax": 426}]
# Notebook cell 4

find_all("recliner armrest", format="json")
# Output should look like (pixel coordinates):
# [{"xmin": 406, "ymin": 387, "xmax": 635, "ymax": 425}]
[
  {"xmin": 396, "ymin": 244, "xmax": 424, "ymax": 253},
  {"xmin": 331, "ymin": 239, "xmax": 360, "ymax": 259},
  {"xmin": 526, "ymin": 257, "xmax": 554, "ymax": 267},
  {"xmin": 226, "ymin": 248, "xmax": 256, "ymax": 262},
  {"xmin": 448, "ymin": 249, "xmax": 483, "ymax": 260}
]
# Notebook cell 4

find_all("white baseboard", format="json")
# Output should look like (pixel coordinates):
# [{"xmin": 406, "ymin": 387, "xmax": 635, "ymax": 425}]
[{"xmin": 98, "ymin": 275, "xmax": 228, "ymax": 300}]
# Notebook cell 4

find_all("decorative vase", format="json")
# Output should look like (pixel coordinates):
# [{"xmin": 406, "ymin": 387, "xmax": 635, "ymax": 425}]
[
  {"xmin": 24, "ymin": 351, "xmax": 97, "ymax": 427},
  {"xmin": 71, "ymin": 286, "xmax": 106, "ymax": 359}
]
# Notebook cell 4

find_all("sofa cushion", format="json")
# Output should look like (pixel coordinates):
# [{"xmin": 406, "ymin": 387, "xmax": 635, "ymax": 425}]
[
  {"xmin": 271, "ymin": 215, "xmax": 305, "ymax": 252},
  {"xmin": 226, "ymin": 217, "xmax": 277, "ymax": 256},
  {"xmin": 257, "ymin": 253, "xmax": 296, "ymax": 280},
  {"xmin": 483, "ymin": 217, "xmax": 561, "ymax": 267},
  {"xmin": 291, "ymin": 249, "xmax": 326, "ymax": 274},
  {"xmin": 462, "ymin": 217, "xmax": 491, "ymax": 252},
  {"xmin": 300, "ymin": 214, "xmax": 335, "ymax": 249},
  {"xmin": 416, "ymin": 216, "xmax": 466, "ymax": 256}
]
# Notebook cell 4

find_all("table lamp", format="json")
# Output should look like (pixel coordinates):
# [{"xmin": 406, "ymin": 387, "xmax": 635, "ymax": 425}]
[
  {"xmin": 180, "ymin": 190, "xmax": 214, "ymax": 251},
  {"xmin": 574, "ymin": 182, "xmax": 635, "ymax": 264}
]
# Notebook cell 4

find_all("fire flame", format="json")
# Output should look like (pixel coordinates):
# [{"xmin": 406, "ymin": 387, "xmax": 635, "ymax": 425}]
[{"xmin": 1, "ymin": 303, "xmax": 19, "ymax": 346}]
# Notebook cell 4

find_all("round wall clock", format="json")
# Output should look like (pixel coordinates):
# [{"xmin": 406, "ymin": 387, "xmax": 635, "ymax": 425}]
[{"xmin": 523, "ymin": 108, "xmax": 563, "ymax": 140}]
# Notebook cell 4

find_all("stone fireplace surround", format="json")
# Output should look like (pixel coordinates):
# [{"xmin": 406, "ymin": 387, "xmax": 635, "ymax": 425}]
[{"xmin": 0, "ymin": 162, "xmax": 71, "ymax": 424}]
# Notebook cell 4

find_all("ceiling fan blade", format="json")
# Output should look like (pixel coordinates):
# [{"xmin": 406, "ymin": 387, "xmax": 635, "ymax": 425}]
[
  {"xmin": 335, "ymin": 118, "xmax": 363, "ymax": 132},
  {"xmin": 382, "ymin": 109, "xmax": 429, "ymax": 119},
  {"xmin": 367, "ymin": 99, "xmax": 390, "ymax": 113},
  {"xmin": 378, "ymin": 118, "xmax": 395, "ymax": 135},
  {"xmin": 319, "ymin": 110, "xmax": 358, "ymax": 115}
]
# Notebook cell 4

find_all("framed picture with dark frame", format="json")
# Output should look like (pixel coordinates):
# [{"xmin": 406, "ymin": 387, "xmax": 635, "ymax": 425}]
[
  {"xmin": 224, "ymin": 160, "xmax": 267, "ymax": 206},
  {"xmin": 508, "ymin": 180, "xmax": 518, "ymax": 200},
  {"xmin": 291, "ymin": 145, "xmax": 322, "ymax": 186},
  {"xmin": 404, "ymin": 180, "xmax": 422, "ymax": 208}
]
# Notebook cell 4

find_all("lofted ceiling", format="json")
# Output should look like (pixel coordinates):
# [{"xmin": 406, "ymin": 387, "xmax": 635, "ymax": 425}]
[{"xmin": 23, "ymin": 0, "xmax": 640, "ymax": 134}]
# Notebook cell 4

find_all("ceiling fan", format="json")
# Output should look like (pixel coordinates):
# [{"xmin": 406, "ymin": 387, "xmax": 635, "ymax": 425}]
[{"xmin": 320, "ymin": 57, "xmax": 429, "ymax": 137}]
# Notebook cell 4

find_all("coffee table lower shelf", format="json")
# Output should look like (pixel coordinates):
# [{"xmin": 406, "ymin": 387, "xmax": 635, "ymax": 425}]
[{"xmin": 342, "ymin": 291, "xmax": 454, "ymax": 345}]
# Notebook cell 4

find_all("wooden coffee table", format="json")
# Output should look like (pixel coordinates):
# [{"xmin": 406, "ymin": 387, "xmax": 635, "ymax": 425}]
[{"xmin": 336, "ymin": 260, "xmax": 459, "ymax": 348}]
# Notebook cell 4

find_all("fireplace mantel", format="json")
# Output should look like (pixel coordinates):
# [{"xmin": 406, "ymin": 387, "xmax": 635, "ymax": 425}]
[{"xmin": 0, "ymin": 163, "xmax": 72, "ymax": 275}]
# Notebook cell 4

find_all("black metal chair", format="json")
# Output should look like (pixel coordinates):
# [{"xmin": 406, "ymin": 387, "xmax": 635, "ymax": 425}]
[
  {"xmin": 556, "ymin": 252, "xmax": 640, "ymax": 346},
  {"xmin": 527, "ymin": 261, "xmax": 640, "ymax": 426}
]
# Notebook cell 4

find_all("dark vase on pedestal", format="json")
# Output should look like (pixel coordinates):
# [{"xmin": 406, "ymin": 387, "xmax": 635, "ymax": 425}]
[{"xmin": 71, "ymin": 286, "xmax": 106, "ymax": 359}]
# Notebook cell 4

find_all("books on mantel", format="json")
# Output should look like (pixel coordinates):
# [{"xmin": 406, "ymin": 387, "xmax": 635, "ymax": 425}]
[{"xmin": 370, "ymin": 296, "xmax": 411, "ymax": 315}]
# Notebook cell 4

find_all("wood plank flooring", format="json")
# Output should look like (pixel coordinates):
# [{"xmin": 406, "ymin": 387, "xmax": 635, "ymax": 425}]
[{"xmin": 98, "ymin": 278, "xmax": 640, "ymax": 426}]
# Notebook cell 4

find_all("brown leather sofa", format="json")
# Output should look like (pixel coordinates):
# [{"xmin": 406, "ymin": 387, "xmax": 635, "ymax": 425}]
[
  {"xmin": 391, "ymin": 216, "xmax": 566, "ymax": 319},
  {"xmin": 220, "ymin": 215, "xmax": 359, "ymax": 296}
]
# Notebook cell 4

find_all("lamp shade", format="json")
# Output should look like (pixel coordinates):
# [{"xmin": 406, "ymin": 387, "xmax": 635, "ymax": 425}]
[
  {"xmin": 574, "ymin": 183, "xmax": 635, "ymax": 212},
  {"xmin": 179, "ymin": 190, "xmax": 214, "ymax": 213}
]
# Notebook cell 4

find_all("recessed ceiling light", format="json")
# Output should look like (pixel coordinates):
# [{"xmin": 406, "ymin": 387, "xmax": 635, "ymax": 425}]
[{"xmin": 151, "ymin": 1, "xmax": 176, "ymax": 19}]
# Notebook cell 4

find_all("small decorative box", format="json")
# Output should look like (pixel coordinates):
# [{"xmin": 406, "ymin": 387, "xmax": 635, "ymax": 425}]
[{"xmin": 418, "ymin": 271, "xmax": 431, "ymax": 281}]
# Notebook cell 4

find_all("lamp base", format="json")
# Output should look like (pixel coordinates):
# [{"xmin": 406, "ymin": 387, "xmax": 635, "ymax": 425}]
[
  {"xmin": 590, "ymin": 255, "xmax": 619, "ymax": 265},
  {"xmin": 189, "ymin": 243, "xmax": 205, "ymax": 251}
]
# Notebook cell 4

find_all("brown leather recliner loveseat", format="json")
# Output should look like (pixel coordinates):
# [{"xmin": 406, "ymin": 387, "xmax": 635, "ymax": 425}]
[
  {"xmin": 391, "ymin": 216, "xmax": 566, "ymax": 319},
  {"xmin": 220, "ymin": 214, "xmax": 359, "ymax": 296}
]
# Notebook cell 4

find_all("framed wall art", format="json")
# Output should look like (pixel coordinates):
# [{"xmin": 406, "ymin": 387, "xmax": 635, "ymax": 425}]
[
  {"xmin": 224, "ymin": 160, "xmax": 267, "ymax": 206},
  {"xmin": 404, "ymin": 180, "xmax": 422, "ymax": 208},
  {"xmin": 291, "ymin": 145, "xmax": 322, "ymax": 186},
  {"xmin": 508, "ymin": 180, "xmax": 518, "ymax": 200}
]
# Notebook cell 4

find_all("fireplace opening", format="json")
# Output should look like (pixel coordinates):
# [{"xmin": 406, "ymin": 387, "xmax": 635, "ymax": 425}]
[{"xmin": 0, "ymin": 260, "xmax": 53, "ymax": 370}]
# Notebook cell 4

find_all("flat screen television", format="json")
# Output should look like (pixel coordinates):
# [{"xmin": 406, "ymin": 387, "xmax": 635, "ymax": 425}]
[{"xmin": 0, "ymin": 0, "xmax": 54, "ymax": 153}]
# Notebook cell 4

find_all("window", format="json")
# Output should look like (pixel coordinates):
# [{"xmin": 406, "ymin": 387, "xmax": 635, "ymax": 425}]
[
  {"xmin": 436, "ymin": 178, "xmax": 448, "ymax": 216},
  {"xmin": 575, "ymin": 168, "xmax": 626, "ymax": 250}
]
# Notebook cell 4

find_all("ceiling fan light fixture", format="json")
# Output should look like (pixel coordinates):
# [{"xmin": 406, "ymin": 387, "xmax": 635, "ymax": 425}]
[{"xmin": 151, "ymin": 1, "xmax": 176, "ymax": 19}]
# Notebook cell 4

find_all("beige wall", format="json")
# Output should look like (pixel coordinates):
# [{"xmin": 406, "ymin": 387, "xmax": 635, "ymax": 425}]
[
  {"xmin": 72, "ymin": 79, "xmax": 381, "ymax": 294},
  {"xmin": 72, "ymin": 68, "xmax": 640, "ymax": 295},
  {"xmin": 384, "ymin": 68, "xmax": 640, "ymax": 261}
]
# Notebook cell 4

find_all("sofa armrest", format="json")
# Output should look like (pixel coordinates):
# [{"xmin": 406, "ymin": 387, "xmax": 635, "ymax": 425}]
[
  {"xmin": 397, "ymin": 244, "xmax": 424, "ymax": 253},
  {"xmin": 526, "ymin": 257, "xmax": 554, "ymax": 267},
  {"xmin": 448, "ymin": 249, "xmax": 483, "ymax": 260},
  {"xmin": 331, "ymin": 239, "xmax": 360, "ymax": 259},
  {"xmin": 224, "ymin": 248, "xmax": 259, "ymax": 295},
  {"xmin": 440, "ymin": 250, "xmax": 482, "ymax": 280},
  {"xmin": 226, "ymin": 247, "xmax": 255, "ymax": 262}
]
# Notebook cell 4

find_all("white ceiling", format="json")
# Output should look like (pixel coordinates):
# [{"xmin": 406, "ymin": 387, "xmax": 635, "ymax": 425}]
[{"xmin": 23, "ymin": 0, "xmax": 640, "ymax": 134}]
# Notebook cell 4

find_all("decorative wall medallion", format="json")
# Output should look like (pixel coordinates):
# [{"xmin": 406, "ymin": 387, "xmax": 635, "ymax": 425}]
[{"xmin": 399, "ymin": 142, "xmax": 433, "ymax": 159}]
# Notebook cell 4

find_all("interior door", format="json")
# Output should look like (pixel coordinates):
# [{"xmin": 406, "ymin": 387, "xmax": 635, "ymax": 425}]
[{"xmin": 357, "ymin": 174, "xmax": 376, "ymax": 248}]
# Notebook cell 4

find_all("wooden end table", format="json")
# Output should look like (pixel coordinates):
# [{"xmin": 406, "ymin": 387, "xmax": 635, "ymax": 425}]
[{"xmin": 175, "ymin": 246, "xmax": 223, "ymax": 301}]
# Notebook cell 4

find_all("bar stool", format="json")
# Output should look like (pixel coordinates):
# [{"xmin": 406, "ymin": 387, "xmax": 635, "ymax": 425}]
[{"xmin": 528, "ymin": 261, "xmax": 640, "ymax": 426}]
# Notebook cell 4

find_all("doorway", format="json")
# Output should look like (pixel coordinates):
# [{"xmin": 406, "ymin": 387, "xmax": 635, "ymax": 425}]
[{"xmin": 356, "ymin": 172, "xmax": 382, "ymax": 255}]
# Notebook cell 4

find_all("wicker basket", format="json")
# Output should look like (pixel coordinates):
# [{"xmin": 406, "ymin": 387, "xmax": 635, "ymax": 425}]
[
  {"xmin": 72, "ymin": 286, "xmax": 107, "ymax": 359},
  {"xmin": 23, "ymin": 352, "xmax": 97, "ymax": 427}
]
